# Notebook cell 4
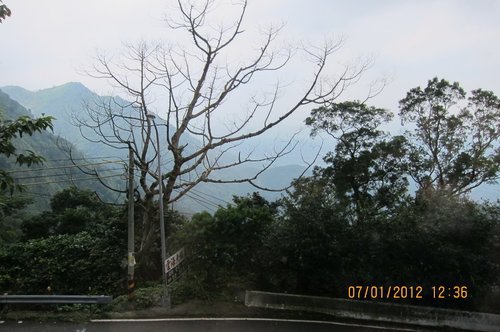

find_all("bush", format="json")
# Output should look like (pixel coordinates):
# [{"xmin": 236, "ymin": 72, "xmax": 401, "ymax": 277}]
[
  {"xmin": 0, "ymin": 231, "xmax": 125, "ymax": 295},
  {"xmin": 108, "ymin": 285, "xmax": 164, "ymax": 311}
]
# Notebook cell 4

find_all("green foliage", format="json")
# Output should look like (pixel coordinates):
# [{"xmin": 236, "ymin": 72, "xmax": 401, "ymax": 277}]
[
  {"xmin": 306, "ymin": 101, "xmax": 392, "ymax": 140},
  {"xmin": 308, "ymin": 101, "xmax": 410, "ymax": 223},
  {"xmin": 264, "ymin": 177, "xmax": 499, "ymax": 308},
  {"xmin": 0, "ymin": 193, "xmax": 32, "ymax": 244},
  {"xmin": 399, "ymin": 77, "xmax": 500, "ymax": 195},
  {"xmin": 0, "ymin": 231, "xmax": 124, "ymax": 295},
  {"xmin": 0, "ymin": 0, "xmax": 10, "ymax": 23},
  {"xmin": 0, "ymin": 187, "xmax": 126, "ymax": 296},
  {"xmin": 0, "ymin": 77, "xmax": 497, "ymax": 313},
  {"xmin": 382, "ymin": 193, "xmax": 498, "ymax": 308},
  {"xmin": 253, "ymin": 84, "xmax": 500, "ymax": 309},
  {"xmin": 167, "ymin": 83, "xmax": 498, "ymax": 311},
  {"xmin": 21, "ymin": 187, "xmax": 120, "ymax": 239},
  {"xmin": 171, "ymin": 193, "xmax": 276, "ymax": 295},
  {"xmin": 263, "ymin": 175, "xmax": 347, "ymax": 294},
  {"xmin": 0, "ymin": 90, "xmax": 122, "ymax": 211},
  {"xmin": 94, "ymin": 78, "xmax": 500, "ymax": 311},
  {"xmin": 0, "ymin": 110, "xmax": 54, "ymax": 193},
  {"xmin": 109, "ymin": 285, "xmax": 164, "ymax": 311}
]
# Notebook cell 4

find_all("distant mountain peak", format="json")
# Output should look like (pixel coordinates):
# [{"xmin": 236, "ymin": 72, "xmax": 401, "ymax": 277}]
[
  {"xmin": 2, "ymin": 82, "xmax": 92, "ymax": 96},
  {"xmin": 61, "ymin": 81, "xmax": 86, "ymax": 88},
  {"xmin": 34, "ymin": 82, "xmax": 93, "ymax": 97}
]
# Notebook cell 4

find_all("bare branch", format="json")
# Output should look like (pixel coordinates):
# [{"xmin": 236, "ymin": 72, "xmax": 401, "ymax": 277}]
[{"xmin": 79, "ymin": 0, "xmax": 370, "ymax": 263}]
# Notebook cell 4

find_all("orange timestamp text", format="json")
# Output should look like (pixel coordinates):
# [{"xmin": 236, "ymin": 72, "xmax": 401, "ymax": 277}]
[{"xmin": 347, "ymin": 285, "xmax": 468, "ymax": 300}]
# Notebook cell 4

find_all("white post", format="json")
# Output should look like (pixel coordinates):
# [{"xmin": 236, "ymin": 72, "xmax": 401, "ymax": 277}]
[{"xmin": 147, "ymin": 112, "xmax": 170, "ymax": 308}]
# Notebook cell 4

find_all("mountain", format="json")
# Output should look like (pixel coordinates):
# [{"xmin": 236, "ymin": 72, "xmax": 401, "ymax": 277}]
[
  {"xmin": 2, "ymin": 83, "xmax": 309, "ymax": 214},
  {"xmin": 3, "ymin": 83, "xmax": 131, "ymax": 157},
  {"xmin": 0, "ymin": 89, "xmax": 124, "ymax": 211}
]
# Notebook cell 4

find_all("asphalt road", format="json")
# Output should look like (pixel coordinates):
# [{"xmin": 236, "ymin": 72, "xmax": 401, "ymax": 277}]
[{"xmin": 0, "ymin": 318, "xmax": 427, "ymax": 332}]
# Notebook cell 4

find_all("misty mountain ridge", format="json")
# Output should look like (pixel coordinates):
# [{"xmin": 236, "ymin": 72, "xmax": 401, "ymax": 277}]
[
  {"xmin": 2, "ymin": 83, "xmax": 310, "ymax": 214},
  {"xmin": 0, "ymin": 89, "xmax": 123, "ymax": 210}
]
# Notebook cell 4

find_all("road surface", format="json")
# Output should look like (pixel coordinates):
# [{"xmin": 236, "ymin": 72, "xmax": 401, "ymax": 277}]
[{"xmin": 0, "ymin": 318, "xmax": 430, "ymax": 331}]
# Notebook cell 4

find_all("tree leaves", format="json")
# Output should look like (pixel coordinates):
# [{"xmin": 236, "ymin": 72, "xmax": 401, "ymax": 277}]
[
  {"xmin": 0, "ymin": 114, "xmax": 54, "ymax": 193},
  {"xmin": 0, "ymin": 0, "xmax": 11, "ymax": 23}
]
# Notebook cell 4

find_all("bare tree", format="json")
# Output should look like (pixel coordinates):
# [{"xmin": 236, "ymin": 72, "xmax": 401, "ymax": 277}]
[{"xmin": 75, "ymin": 0, "xmax": 369, "ymax": 266}]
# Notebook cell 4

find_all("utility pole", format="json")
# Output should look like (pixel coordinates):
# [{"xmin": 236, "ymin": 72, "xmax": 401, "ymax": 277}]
[
  {"xmin": 147, "ymin": 112, "xmax": 170, "ymax": 308},
  {"xmin": 127, "ymin": 144, "xmax": 135, "ymax": 300}
]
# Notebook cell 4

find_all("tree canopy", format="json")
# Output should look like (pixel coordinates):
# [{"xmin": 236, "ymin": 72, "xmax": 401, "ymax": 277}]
[
  {"xmin": 399, "ymin": 77, "xmax": 500, "ymax": 195},
  {"xmin": 0, "ymin": 0, "xmax": 10, "ymax": 23}
]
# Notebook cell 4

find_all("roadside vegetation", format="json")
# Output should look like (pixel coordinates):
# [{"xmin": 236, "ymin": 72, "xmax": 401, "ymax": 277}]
[{"xmin": 1, "ymin": 78, "xmax": 499, "ymax": 315}]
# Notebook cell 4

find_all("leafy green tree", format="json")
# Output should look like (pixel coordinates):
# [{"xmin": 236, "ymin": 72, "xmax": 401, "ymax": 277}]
[
  {"xmin": 0, "ymin": 187, "xmax": 126, "ymax": 295},
  {"xmin": 399, "ymin": 77, "xmax": 500, "ymax": 196},
  {"xmin": 306, "ymin": 101, "xmax": 410, "ymax": 223},
  {"xmin": 0, "ymin": 114, "xmax": 54, "ymax": 193},
  {"xmin": 134, "ymin": 207, "xmax": 188, "ymax": 282},
  {"xmin": 0, "ymin": 0, "xmax": 10, "ymax": 23},
  {"xmin": 0, "ymin": 109, "xmax": 53, "ymax": 243},
  {"xmin": 268, "ymin": 172, "xmax": 498, "ymax": 308},
  {"xmin": 381, "ymin": 192, "xmax": 499, "ymax": 309},
  {"xmin": 0, "ymin": 232, "xmax": 124, "ymax": 295},
  {"xmin": 264, "ymin": 174, "xmax": 348, "ymax": 295},
  {"xmin": 21, "ymin": 187, "xmax": 117, "ymax": 239},
  {"xmin": 267, "ymin": 95, "xmax": 499, "ymax": 309},
  {"xmin": 172, "ymin": 193, "xmax": 276, "ymax": 294},
  {"xmin": 0, "ymin": 194, "xmax": 31, "ymax": 245}
]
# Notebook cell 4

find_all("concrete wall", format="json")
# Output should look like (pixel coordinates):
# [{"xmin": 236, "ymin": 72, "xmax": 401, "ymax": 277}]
[{"xmin": 245, "ymin": 290, "xmax": 500, "ymax": 332}]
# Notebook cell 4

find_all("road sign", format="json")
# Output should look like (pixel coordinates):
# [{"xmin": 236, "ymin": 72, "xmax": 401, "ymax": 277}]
[
  {"xmin": 165, "ymin": 248, "xmax": 185, "ymax": 273},
  {"xmin": 165, "ymin": 248, "xmax": 188, "ymax": 285}
]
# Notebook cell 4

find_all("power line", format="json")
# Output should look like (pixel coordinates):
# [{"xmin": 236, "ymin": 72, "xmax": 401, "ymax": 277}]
[
  {"xmin": 184, "ymin": 194, "xmax": 216, "ymax": 212},
  {"xmin": 18, "ymin": 173, "xmax": 123, "ymax": 186},
  {"xmin": 44, "ymin": 156, "xmax": 125, "ymax": 162},
  {"xmin": 189, "ymin": 187, "xmax": 230, "ymax": 205},
  {"xmin": 183, "ymin": 190, "xmax": 223, "ymax": 209},
  {"xmin": 6, "ymin": 160, "xmax": 124, "ymax": 174},
  {"xmin": 172, "ymin": 188, "xmax": 217, "ymax": 212},
  {"xmin": 176, "ymin": 178, "xmax": 231, "ymax": 205},
  {"xmin": 173, "ymin": 187, "xmax": 221, "ymax": 209},
  {"xmin": 13, "ymin": 167, "xmax": 125, "ymax": 180}
]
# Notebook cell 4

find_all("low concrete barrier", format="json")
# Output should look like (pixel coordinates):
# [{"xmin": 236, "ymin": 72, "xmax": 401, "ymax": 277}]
[{"xmin": 245, "ymin": 290, "xmax": 500, "ymax": 332}]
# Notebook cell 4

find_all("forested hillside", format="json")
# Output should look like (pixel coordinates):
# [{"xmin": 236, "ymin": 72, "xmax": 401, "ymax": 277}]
[{"xmin": 0, "ymin": 89, "xmax": 123, "ymax": 212}]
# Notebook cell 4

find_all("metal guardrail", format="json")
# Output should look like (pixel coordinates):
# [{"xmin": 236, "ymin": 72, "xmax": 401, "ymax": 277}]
[{"xmin": 0, "ymin": 295, "xmax": 112, "ymax": 305}]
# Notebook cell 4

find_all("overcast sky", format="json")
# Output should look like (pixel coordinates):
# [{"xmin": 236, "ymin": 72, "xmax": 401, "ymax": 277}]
[
  {"xmin": 1, "ymin": 0, "xmax": 499, "ymax": 199},
  {"xmin": 2, "ymin": 0, "xmax": 499, "ymax": 108},
  {"xmin": 1, "ymin": 0, "xmax": 500, "ymax": 137}
]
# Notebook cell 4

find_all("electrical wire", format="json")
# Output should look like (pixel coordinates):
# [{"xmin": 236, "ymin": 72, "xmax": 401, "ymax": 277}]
[
  {"xmin": 43, "ymin": 156, "xmax": 125, "ymax": 162},
  {"xmin": 188, "ymin": 187, "xmax": 230, "ymax": 205},
  {"xmin": 6, "ymin": 160, "xmax": 124, "ymax": 174},
  {"xmin": 18, "ymin": 173, "xmax": 123, "ymax": 186},
  {"xmin": 13, "ymin": 167, "xmax": 125, "ymax": 180},
  {"xmin": 172, "ymin": 189, "xmax": 217, "ymax": 212},
  {"xmin": 183, "ymin": 194, "xmax": 216, "ymax": 212},
  {"xmin": 182, "ymin": 190, "xmax": 223, "ymax": 209}
]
